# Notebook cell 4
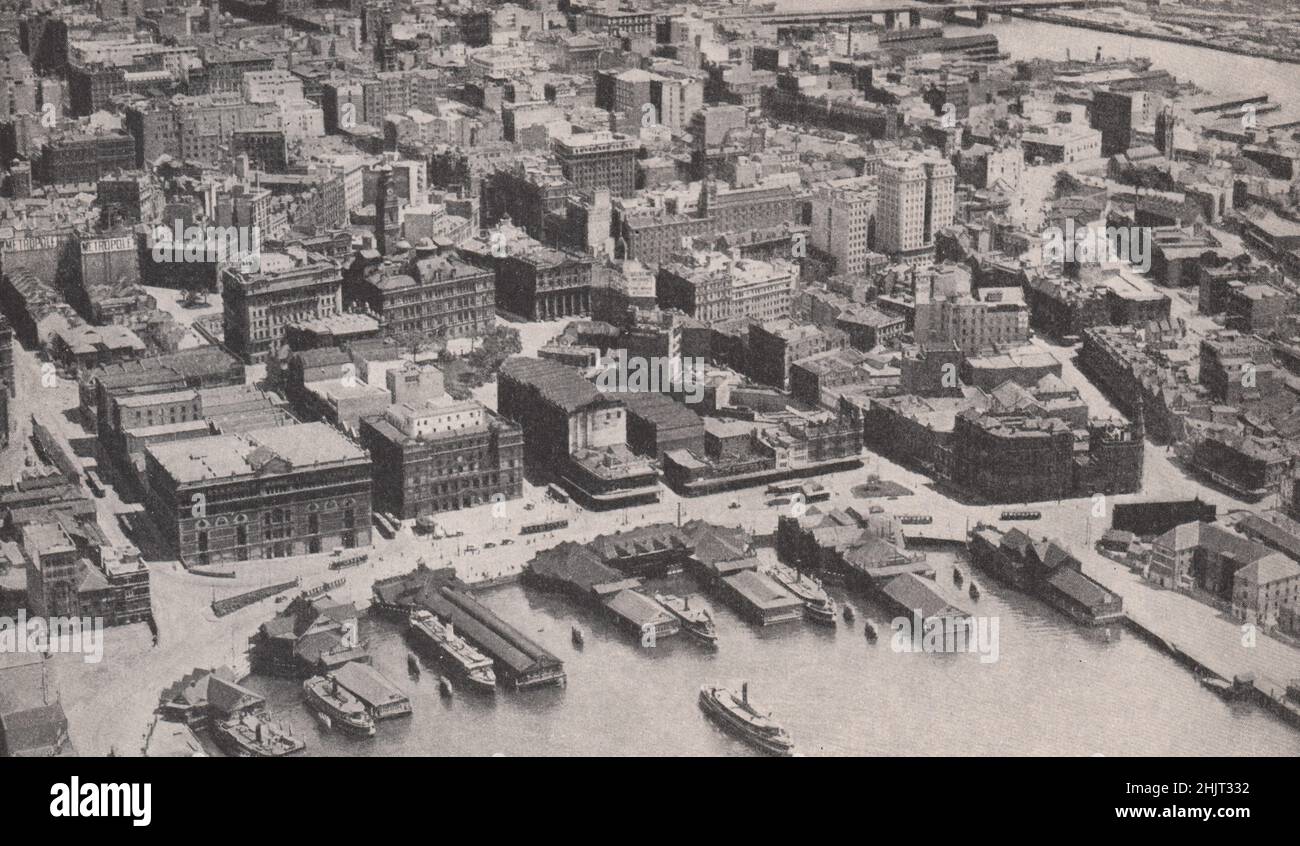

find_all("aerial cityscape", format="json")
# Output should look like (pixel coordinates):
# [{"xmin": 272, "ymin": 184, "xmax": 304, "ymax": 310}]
[{"xmin": 2, "ymin": 0, "xmax": 1300, "ymax": 762}]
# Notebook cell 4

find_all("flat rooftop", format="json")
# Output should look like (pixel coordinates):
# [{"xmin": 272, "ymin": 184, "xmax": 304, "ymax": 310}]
[{"xmin": 147, "ymin": 422, "xmax": 367, "ymax": 484}]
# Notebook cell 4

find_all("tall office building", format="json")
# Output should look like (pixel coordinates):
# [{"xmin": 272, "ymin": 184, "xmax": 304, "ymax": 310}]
[
  {"xmin": 810, "ymin": 176, "xmax": 878, "ymax": 275},
  {"xmin": 877, "ymin": 154, "xmax": 955, "ymax": 264},
  {"xmin": 554, "ymin": 131, "xmax": 638, "ymax": 198}
]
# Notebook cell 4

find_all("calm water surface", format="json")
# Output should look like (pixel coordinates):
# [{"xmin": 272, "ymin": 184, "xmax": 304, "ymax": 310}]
[{"xmin": 241, "ymin": 550, "xmax": 1300, "ymax": 756}]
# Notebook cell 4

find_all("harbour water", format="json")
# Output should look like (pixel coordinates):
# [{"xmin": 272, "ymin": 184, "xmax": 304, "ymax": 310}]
[
  {"xmin": 774, "ymin": 3, "xmax": 1300, "ymax": 106},
  {"xmin": 979, "ymin": 15, "xmax": 1300, "ymax": 104},
  {"xmin": 238, "ymin": 550, "xmax": 1300, "ymax": 756}
]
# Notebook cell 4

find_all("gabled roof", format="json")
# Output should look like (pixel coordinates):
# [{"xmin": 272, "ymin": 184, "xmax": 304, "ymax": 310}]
[
  {"xmin": 882, "ymin": 573, "xmax": 970, "ymax": 621},
  {"xmin": 1234, "ymin": 552, "xmax": 1300, "ymax": 587},
  {"xmin": 206, "ymin": 675, "xmax": 265, "ymax": 717}
]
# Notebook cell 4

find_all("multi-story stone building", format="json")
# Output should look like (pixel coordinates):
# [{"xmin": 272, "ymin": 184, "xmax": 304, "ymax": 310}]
[
  {"xmin": 810, "ymin": 176, "xmax": 878, "ymax": 275},
  {"xmin": 916, "ymin": 288, "xmax": 1030, "ymax": 355},
  {"xmin": 125, "ymin": 93, "xmax": 278, "ymax": 167},
  {"xmin": 656, "ymin": 251, "xmax": 796, "ymax": 326},
  {"xmin": 949, "ymin": 411, "xmax": 1143, "ymax": 503},
  {"xmin": 877, "ymin": 153, "xmax": 955, "ymax": 263},
  {"xmin": 1191, "ymin": 432, "xmax": 1290, "ymax": 501},
  {"xmin": 143, "ymin": 422, "xmax": 372, "ymax": 566},
  {"xmin": 497, "ymin": 356, "xmax": 659, "ymax": 509},
  {"xmin": 35, "ymin": 130, "xmax": 136, "ymax": 185},
  {"xmin": 345, "ymin": 246, "xmax": 495, "ymax": 342},
  {"xmin": 1198, "ymin": 330, "xmax": 1277, "ymax": 406},
  {"xmin": 553, "ymin": 131, "xmax": 638, "ymax": 198},
  {"xmin": 222, "ymin": 251, "xmax": 344, "ymax": 364},
  {"xmin": 360, "ymin": 397, "xmax": 523, "ymax": 520},
  {"xmin": 495, "ymin": 247, "xmax": 594, "ymax": 320},
  {"xmin": 1232, "ymin": 553, "xmax": 1300, "ymax": 629},
  {"xmin": 748, "ymin": 320, "xmax": 849, "ymax": 390}
]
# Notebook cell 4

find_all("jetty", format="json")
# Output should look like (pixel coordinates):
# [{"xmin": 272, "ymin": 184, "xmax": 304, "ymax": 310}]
[{"xmin": 328, "ymin": 662, "xmax": 412, "ymax": 720}]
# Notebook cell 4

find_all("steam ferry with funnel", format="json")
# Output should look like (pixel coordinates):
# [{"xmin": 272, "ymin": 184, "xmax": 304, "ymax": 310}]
[
  {"xmin": 654, "ymin": 592, "xmax": 717, "ymax": 644},
  {"xmin": 762, "ymin": 562, "xmax": 837, "ymax": 625},
  {"xmin": 698, "ymin": 682, "xmax": 794, "ymax": 756},
  {"xmin": 408, "ymin": 609, "xmax": 497, "ymax": 693},
  {"xmin": 212, "ymin": 713, "xmax": 305, "ymax": 757},
  {"xmin": 303, "ymin": 675, "xmax": 375, "ymax": 737}
]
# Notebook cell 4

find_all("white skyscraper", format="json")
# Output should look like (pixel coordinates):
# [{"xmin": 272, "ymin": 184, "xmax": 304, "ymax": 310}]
[
  {"xmin": 810, "ymin": 175, "xmax": 879, "ymax": 276},
  {"xmin": 877, "ymin": 153, "xmax": 956, "ymax": 263}
]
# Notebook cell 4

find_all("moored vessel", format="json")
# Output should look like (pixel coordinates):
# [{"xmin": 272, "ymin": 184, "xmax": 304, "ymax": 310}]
[
  {"xmin": 408, "ymin": 609, "xmax": 497, "ymax": 693},
  {"xmin": 698, "ymin": 682, "xmax": 794, "ymax": 757},
  {"xmin": 212, "ymin": 713, "xmax": 305, "ymax": 757},
  {"xmin": 303, "ymin": 675, "xmax": 375, "ymax": 737},
  {"xmin": 654, "ymin": 592, "xmax": 718, "ymax": 645},
  {"xmin": 762, "ymin": 562, "xmax": 836, "ymax": 625}
]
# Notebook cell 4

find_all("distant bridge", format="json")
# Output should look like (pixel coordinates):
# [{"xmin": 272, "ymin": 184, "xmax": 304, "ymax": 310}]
[{"xmin": 710, "ymin": 0, "xmax": 1100, "ymax": 28}]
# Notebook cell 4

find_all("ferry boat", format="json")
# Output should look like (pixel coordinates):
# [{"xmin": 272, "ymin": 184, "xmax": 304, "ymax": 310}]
[
  {"xmin": 698, "ymin": 682, "xmax": 794, "ymax": 757},
  {"xmin": 1000, "ymin": 510, "xmax": 1041, "ymax": 521},
  {"xmin": 762, "ymin": 562, "xmax": 837, "ymax": 625},
  {"xmin": 303, "ymin": 676, "xmax": 375, "ymax": 737},
  {"xmin": 212, "ymin": 713, "xmax": 305, "ymax": 757},
  {"xmin": 654, "ymin": 592, "xmax": 718, "ymax": 645},
  {"xmin": 408, "ymin": 609, "xmax": 497, "ymax": 693}
]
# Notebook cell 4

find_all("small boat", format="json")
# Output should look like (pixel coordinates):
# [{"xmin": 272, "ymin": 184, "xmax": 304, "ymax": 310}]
[
  {"xmin": 842, "ymin": 605, "xmax": 855, "ymax": 623},
  {"xmin": 952, "ymin": 568, "xmax": 964, "ymax": 587},
  {"xmin": 968, "ymin": 582, "xmax": 980, "ymax": 601},
  {"xmin": 863, "ymin": 620, "xmax": 878, "ymax": 642},
  {"xmin": 698, "ymin": 682, "xmax": 794, "ymax": 757},
  {"xmin": 312, "ymin": 710, "xmax": 332, "ymax": 731},
  {"xmin": 407, "ymin": 652, "xmax": 421, "ymax": 678},
  {"xmin": 439, "ymin": 676, "xmax": 454, "ymax": 698},
  {"xmin": 571, "ymin": 624, "xmax": 585, "ymax": 647}
]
